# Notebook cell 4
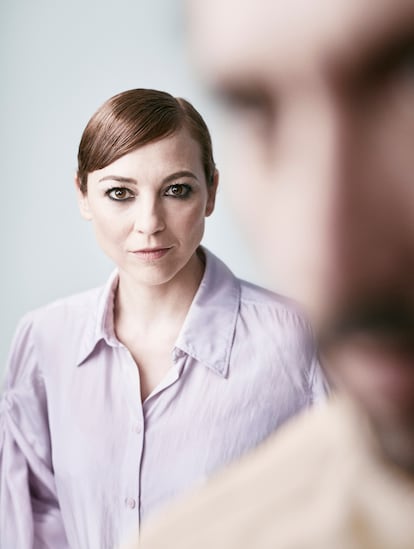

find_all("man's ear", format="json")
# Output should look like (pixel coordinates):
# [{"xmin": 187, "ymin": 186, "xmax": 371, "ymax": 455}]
[
  {"xmin": 75, "ymin": 175, "xmax": 92, "ymax": 221},
  {"xmin": 205, "ymin": 169, "xmax": 219, "ymax": 217}
]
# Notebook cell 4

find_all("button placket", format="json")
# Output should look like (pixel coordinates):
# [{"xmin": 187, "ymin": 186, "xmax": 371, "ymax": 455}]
[{"xmin": 133, "ymin": 423, "xmax": 142, "ymax": 435}]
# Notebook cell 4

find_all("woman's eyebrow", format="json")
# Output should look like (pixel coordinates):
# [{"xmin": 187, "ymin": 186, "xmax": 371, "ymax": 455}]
[
  {"xmin": 97, "ymin": 172, "xmax": 199, "ymax": 185},
  {"xmin": 162, "ymin": 171, "xmax": 199, "ymax": 184},
  {"xmin": 98, "ymin": 175, "xmax": 137, "ymax": 184}
]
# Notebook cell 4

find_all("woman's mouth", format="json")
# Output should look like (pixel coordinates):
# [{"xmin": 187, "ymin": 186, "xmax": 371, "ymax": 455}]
[{"xmin": 130, "ymin": 247, "xmax": 172, "ymax": 261}]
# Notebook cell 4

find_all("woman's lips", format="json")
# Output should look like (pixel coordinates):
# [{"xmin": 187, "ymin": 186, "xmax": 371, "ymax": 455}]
[{"xmin": 131, "ymin": 247, "xmax": 172, "ymax": 261}]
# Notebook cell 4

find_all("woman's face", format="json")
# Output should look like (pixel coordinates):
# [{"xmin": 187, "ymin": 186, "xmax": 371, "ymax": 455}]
[{"xmin": 77, "ymin": 128, "xmax": 217, "ymax": 288}]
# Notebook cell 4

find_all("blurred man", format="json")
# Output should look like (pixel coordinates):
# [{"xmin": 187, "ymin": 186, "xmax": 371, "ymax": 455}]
[{"xmin": 136, "ymin": 0, "xmax": 414, "ymax": 547}]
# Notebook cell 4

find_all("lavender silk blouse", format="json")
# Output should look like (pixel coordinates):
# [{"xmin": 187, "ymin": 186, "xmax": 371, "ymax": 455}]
[{"xmin": 0, "ymin": 249, "xmax": 325, "ymax": 548}]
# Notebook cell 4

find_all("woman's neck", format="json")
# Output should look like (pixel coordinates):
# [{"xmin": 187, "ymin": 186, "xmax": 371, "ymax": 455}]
[{"xmin": 114, "ymin": 251, "xmax": 205, "ymax": 340}]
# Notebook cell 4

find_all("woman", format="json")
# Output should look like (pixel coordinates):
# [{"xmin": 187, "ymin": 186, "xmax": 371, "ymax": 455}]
[{"xmin": 0, "ymin": 89, "xmax": 325, "ymax": 548}]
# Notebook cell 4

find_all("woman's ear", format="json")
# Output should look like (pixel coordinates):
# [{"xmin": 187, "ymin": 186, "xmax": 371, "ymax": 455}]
[
  {"xmin": 205, "ymin": 169, "xmax": 219, "ymax": 217},
  {"xmin": 74, "ymin": 175, "xmax": 92, "ymax": 221}
]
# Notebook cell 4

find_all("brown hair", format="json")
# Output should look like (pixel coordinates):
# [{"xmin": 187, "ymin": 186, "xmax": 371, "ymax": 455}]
[{"xmin": 77, "ymin": 88, "xmax": 216, "ymax": 193}]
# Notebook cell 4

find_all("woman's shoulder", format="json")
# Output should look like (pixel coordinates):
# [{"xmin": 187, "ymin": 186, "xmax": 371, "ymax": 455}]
[
  {"xmin": 205, "ymin": 249, "xmax": 307, "ymax": 319},
  {"xmin": 238, "ymin": 278, "xmax": 308, "ymax": 321},
  {"xmin": 5, "ymin": 282, "xmax": 110, "ymax": 380},
  {"xmin": 12, "ymin": 279, "xmax": 112, "ymax": 358},
  {"xmin": 23, "ymin": 284, "xmax": 105, "ymax": 327},
  {"xmin": 235, "ymin": 280, "xmax": 316, "ymax": 355}
]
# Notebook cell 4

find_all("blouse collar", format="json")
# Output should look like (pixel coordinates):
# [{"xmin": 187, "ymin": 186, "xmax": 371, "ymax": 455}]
[{"xmin": 76, "ymin": 248, "xmax": 240, "ymax": 377}]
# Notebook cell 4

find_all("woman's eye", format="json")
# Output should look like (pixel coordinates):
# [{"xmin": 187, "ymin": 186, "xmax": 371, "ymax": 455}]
[
  {"xmin": 164, "ymin": 184, "xmax": 192, "ymax": 198},
  {"xmin": 106, "ymin": 187, "xmax": 134, "ymax": 201}
]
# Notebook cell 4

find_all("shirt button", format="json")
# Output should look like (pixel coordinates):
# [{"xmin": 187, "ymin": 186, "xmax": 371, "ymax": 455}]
[
  {"xmin": 125, "ymin": 497, "xmax": 136, "ymax": 509},
  {"xmin": 133, "ymin": 424, "xmax": 142, "ymax": 434}
]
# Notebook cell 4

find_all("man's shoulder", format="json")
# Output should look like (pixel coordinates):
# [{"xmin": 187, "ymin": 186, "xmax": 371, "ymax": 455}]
[
  {"xmin": 139, "ymin": 400, "xmax": 347, "ymax": 549},
  {"xmin": 195, "ymin": 399, "xmax": 345, "ymax": 497}
]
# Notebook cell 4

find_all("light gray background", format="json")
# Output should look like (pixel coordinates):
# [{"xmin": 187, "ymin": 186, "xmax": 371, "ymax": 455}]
[{"xmin": 0, "ymin": 0, "xmax": 264, "ymax": 379}]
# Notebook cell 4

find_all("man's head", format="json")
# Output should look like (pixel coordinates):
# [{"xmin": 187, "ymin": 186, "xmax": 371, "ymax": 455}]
[{"xmin": 187, "ymin": 0, "xmax": 414, "ymax": 470}]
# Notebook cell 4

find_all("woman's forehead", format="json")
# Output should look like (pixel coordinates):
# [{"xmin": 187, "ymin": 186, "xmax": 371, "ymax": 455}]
[{"xmin": 89, "ymin": 129, "xmax": 204, "ymax": 179}]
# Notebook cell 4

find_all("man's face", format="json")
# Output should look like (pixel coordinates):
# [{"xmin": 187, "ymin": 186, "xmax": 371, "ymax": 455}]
[{"xmin": 188, "ymin": 0, "xmax": 414, "ymax": 468}]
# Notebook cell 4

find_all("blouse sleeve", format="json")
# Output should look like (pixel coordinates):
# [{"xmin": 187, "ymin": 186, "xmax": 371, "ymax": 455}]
[
  {"xmin": 303, "ymin": 316, "xmax": 330, "ymax": 404},
  {"xmin": 308, "ymin": 352, "xmax": 330, "ymax": 404},
  {"xmin": 0, "ymin": 314, "xmax": 69, "ymax": 549}
]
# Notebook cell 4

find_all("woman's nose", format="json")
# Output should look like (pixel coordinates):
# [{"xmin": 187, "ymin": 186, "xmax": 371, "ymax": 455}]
[{"xmin": 133, "ymin": 199, "xmax": 165, "ymax": 235}]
